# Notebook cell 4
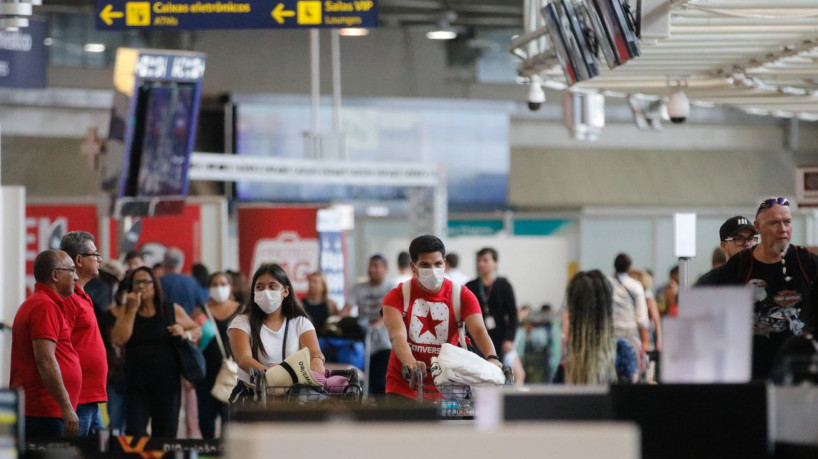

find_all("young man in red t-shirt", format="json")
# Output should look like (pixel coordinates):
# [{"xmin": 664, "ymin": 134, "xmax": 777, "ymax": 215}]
[
  {"xmin": 10, "ymin": 250, "xmax": 82, "ymax": 438},
  {"xmin": 382, "ymin": 235, "xmax": 502, "ymax": 399}
]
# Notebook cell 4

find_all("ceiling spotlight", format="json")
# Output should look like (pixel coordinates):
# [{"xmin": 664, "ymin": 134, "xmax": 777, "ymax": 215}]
[
  {"xmin": 339, "ymin": 27, "xmax": 369, "ymax": 37},
  {"xmin": 426, "ymin": 29, "xmax": 457, "ymax": 40},
  {"xmin": 83, "ymin": 43, "xmax": 106, "ymax": 53},
  {"xmin": 0, "ymin": 0, "xmax": 39, "ymax": 31},
  {"xmin": 427, "ymin": 10, "xmax": 458, "ymax": 40}
]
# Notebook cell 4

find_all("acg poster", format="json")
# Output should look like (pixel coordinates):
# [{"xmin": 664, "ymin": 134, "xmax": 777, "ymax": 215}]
[{"xmin": 237, "ymin": 206, "xmax": 319, "ymax": 296}]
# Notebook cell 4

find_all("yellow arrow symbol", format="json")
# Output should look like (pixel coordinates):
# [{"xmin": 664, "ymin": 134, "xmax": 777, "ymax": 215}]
[
  {"xmin": 271, "ymin": 3, "xmax": 295, "ymax": 24},
  {"xmin": 99, "ymin": 4, "xmax": 124, "ymax": 26}
]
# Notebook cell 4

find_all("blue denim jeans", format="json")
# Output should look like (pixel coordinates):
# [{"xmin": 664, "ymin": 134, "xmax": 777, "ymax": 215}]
[
  {"xmin": 25, "ymin": 416, "xmax": 64, "ymax": 439},
  {"xmin": 76, "ymin": 403, "xmax": 105, "ymax": 437},
  {"xmin": 107, "ymin": 383, "xmax": 127, "ymax": 434}
]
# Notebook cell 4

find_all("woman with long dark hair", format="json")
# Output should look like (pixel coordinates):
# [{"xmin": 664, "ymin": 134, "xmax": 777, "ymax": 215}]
[
  {"xmin": 560, "ymin": 270, "xmax": 638, "ymax": 384},
  {"xmin": 228, "ymin": 264, "xmax": 325, "ymax": 394},
  {"xmin": 111, "ymin": 266, "xmax": 201, "ymax": 437}
]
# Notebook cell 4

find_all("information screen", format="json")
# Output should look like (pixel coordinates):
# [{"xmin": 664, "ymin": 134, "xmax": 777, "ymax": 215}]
[{"xmin": 124, "ymin": 81, "xmax": 197, "ymax": 198}]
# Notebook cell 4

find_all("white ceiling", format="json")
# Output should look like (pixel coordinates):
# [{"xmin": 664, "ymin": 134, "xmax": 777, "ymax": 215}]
[{"xmin": 512, "ymin": 0, "xmax": 818, "ymax": 121}]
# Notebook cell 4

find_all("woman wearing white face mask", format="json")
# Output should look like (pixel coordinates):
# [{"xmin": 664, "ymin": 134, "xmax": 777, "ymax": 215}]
[
  {"xmin": 227, "ymin": 264, "xmax": 325, "ymax": 398},
  {"xmin": 191, "ymin": 272, "xmax": 241, "ymax": 438}
]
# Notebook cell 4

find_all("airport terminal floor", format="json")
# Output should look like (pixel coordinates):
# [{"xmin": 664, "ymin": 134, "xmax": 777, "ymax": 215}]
[{"xmin": 3, "ymin": 0, "xmax": 818, "ymax": 458}]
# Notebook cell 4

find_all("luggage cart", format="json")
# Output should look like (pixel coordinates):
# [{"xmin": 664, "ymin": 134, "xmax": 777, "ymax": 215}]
[
  {"xmin": 402, "ymin": 364, "xmax": 513, "ymax": 419},
  {"xmin": 235, "ymin": 368, "xmax": 364, "ymax": 408}
]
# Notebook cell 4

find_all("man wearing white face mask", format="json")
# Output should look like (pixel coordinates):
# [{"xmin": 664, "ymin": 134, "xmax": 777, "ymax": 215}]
[{"xmin": 382, "ymin": 235, "xmax": 502, "ymax": 400}]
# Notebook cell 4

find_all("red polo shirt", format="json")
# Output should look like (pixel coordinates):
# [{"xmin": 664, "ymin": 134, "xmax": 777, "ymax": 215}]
[
  {"xmin": 62, "ymin": 285, "xmax": 108, "ymax": 404},
  {"xmin": 10, "ymin": 283, "xmax": 82, "ymax": 417}
]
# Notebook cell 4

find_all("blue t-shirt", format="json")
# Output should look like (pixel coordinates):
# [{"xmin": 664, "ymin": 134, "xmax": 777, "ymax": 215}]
[{"xmin": 160, "ymin": 273, "xmax": 207, "ymax": 315}]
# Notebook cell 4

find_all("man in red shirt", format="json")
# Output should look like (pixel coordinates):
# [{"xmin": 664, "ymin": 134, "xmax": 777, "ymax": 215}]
[
  {"xmin": 10, "ymin": 250, "xmax": 82, "ymax": 438},
  {"xmin": 383, "ymin": 235, "xmax": 502, "ymax": 399},
  {"xmin": 60, "ymin": 231, "xmax": 108, "ymax": 436}
]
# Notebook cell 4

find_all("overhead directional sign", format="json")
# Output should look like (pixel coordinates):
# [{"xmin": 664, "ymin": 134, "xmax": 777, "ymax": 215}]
[{"xmin": 95, "ymin": 0, "xmax": 377, "ymax": 30}]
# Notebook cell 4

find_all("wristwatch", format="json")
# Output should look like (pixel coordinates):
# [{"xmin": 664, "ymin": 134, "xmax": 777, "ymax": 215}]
[{"xmin": 185, "ymin": 331, "xmax": 193, "ymax": 341}]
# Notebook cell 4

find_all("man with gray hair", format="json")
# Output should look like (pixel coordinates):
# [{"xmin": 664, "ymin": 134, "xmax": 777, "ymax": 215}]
[
  {"xmin": 59, "ymin": 231, "xmax": 108, "ymax": 436},
  {"xmin": 10, "ymin": 250, "xmax": 82, "ymax": 438},
  {"xmin": 710, "ymin": 197, "xmax": 818, "ymax": 379},
  {"xmin": 160, "ymin": 247, "xmax": 207, "ymax": 315}
]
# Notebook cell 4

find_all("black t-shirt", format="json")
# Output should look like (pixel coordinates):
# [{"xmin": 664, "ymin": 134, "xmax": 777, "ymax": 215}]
[
  {"xmin": 715, "ymin": 245, "xmax": 817, "ymax": 379},
  {"xmin": 302, "ymin": 299, "xmax": 331, "ymax": 331}
]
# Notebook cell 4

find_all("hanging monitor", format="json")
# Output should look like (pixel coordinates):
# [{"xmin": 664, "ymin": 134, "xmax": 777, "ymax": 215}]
[{"xmin": 101, "ymin": 48, "xmax": 206, "ymax": 217}]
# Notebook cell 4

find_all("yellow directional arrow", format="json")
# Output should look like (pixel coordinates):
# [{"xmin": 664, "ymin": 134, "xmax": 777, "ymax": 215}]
[
  {"xmin": 99, "ymin": 4, "xmax": 124, "ymax": 26},
  {"xmin": 271, "ymin": 3, "xmax": 295, "ymax": 24}
]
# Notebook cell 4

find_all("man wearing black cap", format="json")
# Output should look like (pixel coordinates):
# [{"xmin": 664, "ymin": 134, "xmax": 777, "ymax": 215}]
[
  {"xmin": 697, "ymin": 216, "xmax": 758, "ymax": 285},
  {"xmin": 705, "ymin": 198, "xmax": 818, "ymax": 379}
]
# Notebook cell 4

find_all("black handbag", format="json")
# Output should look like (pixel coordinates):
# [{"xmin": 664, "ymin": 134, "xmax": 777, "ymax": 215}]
[{"xmin": 166, "ymin": 303, "xmax": 206, "ymax": 384}]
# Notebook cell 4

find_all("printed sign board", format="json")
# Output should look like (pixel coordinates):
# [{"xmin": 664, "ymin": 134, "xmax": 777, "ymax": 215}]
[
  {"xmin": 95, "ymin": 0, "xmax": 377, "ymax": 30},
  {"xmin": 0, "ymin": 18, "xmax": 46, "ymax": 89}
]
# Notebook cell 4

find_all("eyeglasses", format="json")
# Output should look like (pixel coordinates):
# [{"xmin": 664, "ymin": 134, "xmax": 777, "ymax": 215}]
[
  {"xmin": 724, "ymin": 235, "xmax": 759, "ymax": 246},
  {"xmin": 133, "ymin": 279, "xmax": 154, "ymax": 286},
  {"xmin": 757, "ymin": 197, "xmax": 790, "ymax": 216},
  {"xmin": 53, "ymin": 267, "xmax": 77, "ymax": 275},
  {"xmin": 79, "ymin": 253, "xmax": 102, "ymax": 261}
]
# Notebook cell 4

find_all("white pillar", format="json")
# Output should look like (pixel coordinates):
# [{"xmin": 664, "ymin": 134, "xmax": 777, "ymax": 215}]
[{"xmin": 1, "ymin": 186, "xmax": 26, "ymax": 384}]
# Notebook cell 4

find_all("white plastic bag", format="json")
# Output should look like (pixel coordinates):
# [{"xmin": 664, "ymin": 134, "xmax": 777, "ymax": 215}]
[{"xmin": 430, "ymin": 343, "xmax": 505, "ymax": 386}]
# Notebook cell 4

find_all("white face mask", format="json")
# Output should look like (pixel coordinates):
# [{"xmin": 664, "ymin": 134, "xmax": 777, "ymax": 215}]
[
  {"xmin": 418, "ymin": 267, "xmax": 445, "ymax": 290},
  {"xmin": 254, "ymin": 289, "xmax": 283, "ymax": 314},
  {"xmin": 210, "ymin": 285, "xmax": 231, "ymax": 303}
]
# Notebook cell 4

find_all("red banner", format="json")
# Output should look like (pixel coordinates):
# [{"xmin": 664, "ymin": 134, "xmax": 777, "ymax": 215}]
[
  {"xmin": 24, "ymin": 203, "xmax": 203, "ymax": 295},
  {"xmin": 237, "ymin": 206, "xmax": 319, "ymax": 296},
  {"xmin": 136, "ymin": 203, "xmax": 202, "ymax": 273},
  {"xmin": 25, "ymin": 204, "xmax": 109, "ymax": 296}
]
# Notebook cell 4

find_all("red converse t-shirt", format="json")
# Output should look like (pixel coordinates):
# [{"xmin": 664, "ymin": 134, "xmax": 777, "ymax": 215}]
[{"xmin": 383, "ymin": 278, "xmax": 481, "ymax": 399}]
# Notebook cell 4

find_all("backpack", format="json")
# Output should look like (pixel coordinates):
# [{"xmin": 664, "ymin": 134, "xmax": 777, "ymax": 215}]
[{"xmin": 401, "ymin": 280, "xmax": 467, "ymax": 349}]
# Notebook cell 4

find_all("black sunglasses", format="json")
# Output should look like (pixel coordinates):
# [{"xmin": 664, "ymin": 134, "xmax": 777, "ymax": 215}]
[{"xmin": 756, "ymin": 197, "xmax": 789, "ymax": 216}]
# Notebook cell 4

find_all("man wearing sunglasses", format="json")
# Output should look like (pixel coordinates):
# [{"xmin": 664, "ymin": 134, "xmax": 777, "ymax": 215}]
[
  {"xmin": 59, "ymin": 231, "xmax": 108, "ymax": 437},
  {"xmin": 697, "ymin": 216, "xmax": 758, "ymax": 285},
  {"xmin": 706, "ymin": 197, "xmax": 818, "ymax": 380}
]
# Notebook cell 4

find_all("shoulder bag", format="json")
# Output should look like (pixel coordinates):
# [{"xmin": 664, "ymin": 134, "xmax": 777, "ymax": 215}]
[
  {"xmin": 166, "ymin": 303, "xmax": 207, "ymax": 385},
  {"xmin": 204, "ymin": 305, "xmax": 239, "ymax": 403}
]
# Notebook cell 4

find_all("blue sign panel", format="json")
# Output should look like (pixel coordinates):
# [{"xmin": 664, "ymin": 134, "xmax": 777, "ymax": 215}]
[
  {"xmin": 0, "ymin": 18, "xmax": 46, "ymax": 89},
  {"xmin": 319, "ymin": 231, "xmax": 345, "ymax": 308},
  {"xmin": 95, "ymin": 0, "xmax": 377, "ymax": 30}
]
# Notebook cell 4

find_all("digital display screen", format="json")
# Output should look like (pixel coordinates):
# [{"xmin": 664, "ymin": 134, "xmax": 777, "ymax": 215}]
[
  {"xmin": 232, "ymin": 99, "xmax": 510, "ymax": 210},
  {"xmin": 124, "ymin": 81, "xmax": 197, "ymax": 198}
]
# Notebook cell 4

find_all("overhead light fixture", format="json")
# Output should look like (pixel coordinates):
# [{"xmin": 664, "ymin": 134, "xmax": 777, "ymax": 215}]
[
  {"xmin": 0, "ymin": 0, "xmax": 39, "ymax": 31},
  {"xmin": 339, "ymin": 27, "xmax": 369, "ymax": 37},
  {"xmin": 427, "ymin": 10, "xmax": 458, "ymax": 40},
  {"xmin": 426, "ymin": 29, "xmax": 457, "ymax": 40},
  {"xmin": 83, "ymin": 43, "xmax": 106, "ymax": 53}
]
